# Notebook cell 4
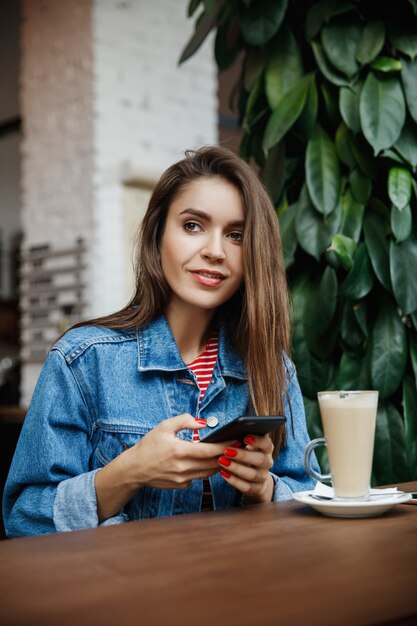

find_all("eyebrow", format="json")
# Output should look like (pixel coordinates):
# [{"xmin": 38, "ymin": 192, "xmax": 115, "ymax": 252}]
[{"xmin": 179, "ymin": 208, "xmax": 245, "ymax": 228}]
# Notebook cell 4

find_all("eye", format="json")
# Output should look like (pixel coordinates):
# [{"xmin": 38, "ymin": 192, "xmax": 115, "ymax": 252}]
[
  {"xmin": 228, "ymin": 231, "xmax": 244, "ymax": 243},
  {"xmin": 184, "ymin": 221, "xmax": 202, "ymax": 233}
]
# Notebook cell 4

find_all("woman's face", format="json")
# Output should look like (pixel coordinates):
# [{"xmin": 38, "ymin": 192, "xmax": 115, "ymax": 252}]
[{"xmin": 160, "ymin": 177, "xmax": 245, "ymax": 315}]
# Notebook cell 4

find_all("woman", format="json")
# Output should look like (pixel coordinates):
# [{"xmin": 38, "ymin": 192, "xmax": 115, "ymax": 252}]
[{"xmin": 3, "ymin": 146, "xmax": 317, "ymax": 536}]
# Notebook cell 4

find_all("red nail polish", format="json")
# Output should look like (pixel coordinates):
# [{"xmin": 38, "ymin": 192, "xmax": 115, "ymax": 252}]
[
  {"xmin": 231, "ymin": 441, "xmax": 241, "ymax": 448},
  {"xmin": 224, "ymin": 448, "xmax": 237, "ymax": 458},
  {"xmin": 220, "ymin": 469, "xmax": 231, "ymax": 479},
  {"xmin": 219, "ymin": 456, "xmax": 231, "ymax": 467},
  {"xmin": 244, "ymin": 435, "xmax": 255, "ymax": 445},
  {"xmin": 195, "ymin": 418, "xmax": 207, "ymax": 425}
]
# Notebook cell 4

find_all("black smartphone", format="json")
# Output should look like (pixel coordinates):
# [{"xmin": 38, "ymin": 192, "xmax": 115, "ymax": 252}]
[{"xmin": 199, "ymin": 415, "xmax": 286, "ymax": 444}]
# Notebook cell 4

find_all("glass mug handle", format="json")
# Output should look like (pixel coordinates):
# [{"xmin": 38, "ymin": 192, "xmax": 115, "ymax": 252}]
[{"xmin": 304, "ymin": 438, "xmax": 332, "ymax": 482}]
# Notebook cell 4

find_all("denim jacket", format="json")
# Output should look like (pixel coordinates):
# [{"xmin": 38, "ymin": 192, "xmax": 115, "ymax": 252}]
[{"xmin": 3, "ymin": 315, "xmax": 317, "ymax": 537}]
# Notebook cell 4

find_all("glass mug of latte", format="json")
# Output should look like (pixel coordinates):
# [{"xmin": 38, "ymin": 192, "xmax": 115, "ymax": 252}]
[{"xmin": 304, "ymin": 390, "xmax": 379, "ymax": 500}]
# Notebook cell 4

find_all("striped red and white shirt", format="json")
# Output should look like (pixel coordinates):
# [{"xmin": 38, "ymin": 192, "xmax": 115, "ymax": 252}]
[
  {"xmin": 187, "ymin": 332, "xmax": 219, "ymax": 511},
  {"xmin": 187, "ymin": 332, "xmax": 219, "ymax": 442}
]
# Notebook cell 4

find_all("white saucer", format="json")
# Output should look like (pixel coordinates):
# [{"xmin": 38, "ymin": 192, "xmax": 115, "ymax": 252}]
[{"xmin": 292, "ymin": 490, "xmax": 412, "ymax": 518}]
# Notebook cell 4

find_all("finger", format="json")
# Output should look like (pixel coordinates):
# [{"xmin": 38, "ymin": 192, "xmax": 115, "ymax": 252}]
[
  {"xmin": 163, "ymin": 413, "xmax": 207, "ymax": 434},
  {"xmin": 219, "ymin": 468, "xmax": 262, "ymax": 495},
  {"xmin": 191, "ymin": 439, "xmax": 238, "ymax": 459},
  {"xmin": 221, "ymin": 447, "xmax": 270, "ymax": 470},
  {"xmin": 243, "ymin": 434, "xmax": 274, "ymax": 452},
  {"xmin": 218, "ymin": 456, "xmax": 266, "ymax": 483},
  {"xmin": 188, "ymin": 467, "xmax": 219, "ymax": 481},
  {"xmin": 186, "ymin": 459, "xmax": 222, "ymax": 473}
]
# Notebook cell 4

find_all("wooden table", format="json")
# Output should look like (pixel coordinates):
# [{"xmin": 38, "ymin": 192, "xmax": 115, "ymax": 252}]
[{"xmin": 0, "ymin": 482, "xmax": 416, "ymax": 626}]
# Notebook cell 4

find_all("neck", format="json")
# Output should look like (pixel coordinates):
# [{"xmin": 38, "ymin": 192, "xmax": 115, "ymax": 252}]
[{"xmin": 165, "ymin": 302, "xmax": 216, "ymax": 364}]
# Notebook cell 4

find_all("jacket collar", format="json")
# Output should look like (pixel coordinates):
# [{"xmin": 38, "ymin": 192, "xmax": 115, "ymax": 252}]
[{"xmin": 137, "ymin": 315, "xmax": 247, "ymax": 380}]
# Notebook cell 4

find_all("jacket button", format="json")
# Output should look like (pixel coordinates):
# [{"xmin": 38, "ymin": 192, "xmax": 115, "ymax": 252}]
[{"xmin": 207, "ymin": 415, "xmax": 219, "ymax": 428}]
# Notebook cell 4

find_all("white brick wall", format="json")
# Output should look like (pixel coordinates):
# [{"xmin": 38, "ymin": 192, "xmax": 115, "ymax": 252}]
[
  {"xmin": 90, "ymin": 0, "xmax": 217, "ymax": 316},
  {"xmin": 20, "ymin": 0, "xmax": 217, "ymax": 403}
]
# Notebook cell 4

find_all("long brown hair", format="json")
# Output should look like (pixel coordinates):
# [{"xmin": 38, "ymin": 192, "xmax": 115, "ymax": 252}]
[{"xmin": 73, "ymin": 146, "xmax": 291, "ymax": 454}]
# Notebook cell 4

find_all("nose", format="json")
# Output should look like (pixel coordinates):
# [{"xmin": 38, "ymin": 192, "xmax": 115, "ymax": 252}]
[{"xmin": 201, "ymin": 232, "xmax": 226, "ymax": 262}]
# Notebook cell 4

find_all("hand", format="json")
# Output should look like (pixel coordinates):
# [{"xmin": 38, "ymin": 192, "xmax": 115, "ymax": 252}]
[
  {"xmin": 126, "ymin": 413, "xmax": 228, "ymax": 490},
  {"xmin": 217, "ymin": 434, "xmax": 275, "ymax": 503}
]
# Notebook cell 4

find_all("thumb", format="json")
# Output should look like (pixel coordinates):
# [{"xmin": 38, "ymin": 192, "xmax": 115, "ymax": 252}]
[{"xmin": 165, "ymin": 413, "xmax": 207, "ymax": 434}]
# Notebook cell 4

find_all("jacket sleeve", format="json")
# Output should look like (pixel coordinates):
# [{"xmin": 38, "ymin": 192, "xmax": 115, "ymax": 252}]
[
  {"xmin": 2, "ymin": 348, "xmax": 128, "ymax": 537},
  {"xmin": 270, "ymin": 359, "xmax": 319, "ymax": 501}
]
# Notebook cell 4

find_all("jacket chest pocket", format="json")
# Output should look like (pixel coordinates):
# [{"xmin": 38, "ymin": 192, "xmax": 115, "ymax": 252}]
[{"xmin": 94, "ymin": 424, "xmax": 151, "ymax": 467}]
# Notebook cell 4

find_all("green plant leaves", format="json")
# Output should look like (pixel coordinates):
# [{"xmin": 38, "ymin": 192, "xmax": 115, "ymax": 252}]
[
  {"xmin": 306, "ymin": 126, "xmax": 341, "ymax": 215},
  {"xmin": 340, "ymin": 189, "xmax": 365, "ymax": 241},
  {"xmin": 356, "ymin": 19, "xmax": 385, "ymax": 64},
  {"xmin": 292, "ymin": 336, "xmax": 334, "ymax": 399},
  {"xmin": 311, "ymin": 41, "xmax": 351, "ymax": 87},
  {"xmin": 187, "ymin": 0, "xmax": 202, "ymax": 18},
  {"xmin": 306, "ymin": 267, "xmax": 338, "ymax": 334},
  {"xmin": 359, "ymin": 74, "xmax": 406, "ymax": 154},
  {"xmin": 389, "ymin": 27, "xmax": 417, "ymax": 60},
  {"xmin": 395, "ymin": 119, "xmax": 417, "ymax": 169},
  {"xmin": 265, "ymin": 25, "xmax": 303, "ymax": 109},
  {"xmin": 183, "ymin": 0, "xmax": 417, "ymax": 488},
  {"xmin": 401, "ymin": 57, "xmax": 417, "ymax": 124},
  {"xmin": 339, "ymin": 83, "xmax": 361, "ymax": 133},
  {"xmin": 291, "ymin": 275, "xmax": 335, "ymax": 397},
  {"xmin": 370, "ymin": 57, "xmax": 402, "ymax": 73},
  {"xmin": 240, "ymin": 0, "xmax": 288, "ymax": 46},
  {"xmin": 243, "ymin": 74, "xmax": 263, "ymax": 133},
  {"xmin": 179, "ymin": 0, "xmax": 227, "ymax": 63},
  {"xmin": 215, "ymin": 11, "xmax": 240, "ymax": 71},
  {"xmin": 305, "ymin": 0, "xmax": 355, "ymax": 41},
  {"xmin": 373, "ymin": 403, "xmax": 410, "ymax": 484},
  {"xmin": 328, "ymin": 234, "xmax": 357, "ymax": 269},
  {"xmin": 260, "ymin": 142, "xmax": 285, "ymax": 203},
  {"xmin": 370, "ymin": 298, "xmax": 407, "ymax": 399},
  {"xmin": 295, "ymin": 186, "xmax": 342, "ymax": 260},
  {"xmin": 278, "ymin": 202, "xmax": 298, "ymax": 268},
  {"xmin": 403, "ymin": 375, "xmax": 417, "ymax": 477},
  {"xmin": 336, "ymin": 350, "xmax": 371, "ymax": 390},
  {"xmin": 296, "ymin": 76, "xmax": 318, "ymax": 140},
  {"xmin": 339, "ymin": 243, "xmax": 374, "ymax": 299},
  {"xmin": 335, "ymin": 124, "xmax": 356, "ymax": 168},
  {"xmin": 388, "ymin": 167, "xmax": 412, "ymax": 210},
  {"xmin": 244, "ymin": 49, "xmax": 266, "ymax": 91},
  {"xmin": 349, "ymin": 169, "xmax": 372, "ymax": 204},
  {"xmin": 390, "ymin": 236, "xmax": 417, "ymax": 314},
  {"xmin": 391, "ymin": 203, "xmax": 412, "ymax": 242},
  {"xmin": 349, "ymin": 133, "xmax": 378, "ymax": 178},
  {"xmin": 303, "ymin": 396, "xmax": 325, "ymax": 448},
  {"xmin": 263, "ymin": 74, "xmax": 311, "ymax": 152},
  {"xmin": 321, "ymin": 15, "xmax": 362, "ymax": 78},
  {"xmin": 364, "ymin": 214, "xmax": 392, "ymax": 292},
  {"xmin": 340, "ymin": 300, "xmax": 366, "ymax": 352}
]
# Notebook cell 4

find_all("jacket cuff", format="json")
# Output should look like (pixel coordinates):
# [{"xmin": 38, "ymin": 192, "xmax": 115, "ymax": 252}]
[
  {"xmin": 270, "ymin": 472, "xmax": 293, "ymax": 502},
  {"xmin": 53, "ymin": 469, "xmax": 128, "ymax": 531}
]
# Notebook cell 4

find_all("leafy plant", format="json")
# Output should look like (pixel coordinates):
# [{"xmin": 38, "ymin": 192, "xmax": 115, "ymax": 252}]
[{"xmin": 181, "ymin": 0, "xmax": 417, "ymax": 484}]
